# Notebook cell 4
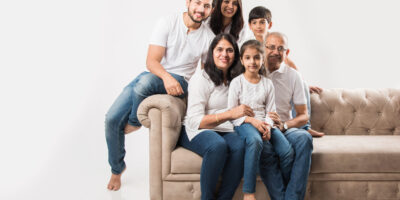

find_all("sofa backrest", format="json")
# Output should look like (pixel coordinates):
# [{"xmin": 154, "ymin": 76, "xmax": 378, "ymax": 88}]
[{"xmin": 310, "ymin": 88, "xmax": 400, "ymax": 135}]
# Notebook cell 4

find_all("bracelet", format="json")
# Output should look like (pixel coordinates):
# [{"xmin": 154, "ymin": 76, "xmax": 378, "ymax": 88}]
[{"xmin": 215, "ymin": 114, "xmax": 219, "ymax": 123}]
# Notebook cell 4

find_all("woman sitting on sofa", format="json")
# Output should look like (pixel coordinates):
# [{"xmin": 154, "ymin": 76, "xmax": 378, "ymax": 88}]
[{"xmin": 178, "ymin": 33, "xmax": 254, "ymax": 200}]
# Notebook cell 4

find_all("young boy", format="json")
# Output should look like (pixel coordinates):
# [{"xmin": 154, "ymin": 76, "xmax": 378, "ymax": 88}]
[{"xmin": 248, "ymin": 6, "xmax": 324, "ymax": 137}]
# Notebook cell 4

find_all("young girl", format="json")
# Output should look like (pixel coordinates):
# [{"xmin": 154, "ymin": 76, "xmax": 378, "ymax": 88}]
[{"xmin": 228, "ymin": 40, "xmax": 294, "ymax": 200}]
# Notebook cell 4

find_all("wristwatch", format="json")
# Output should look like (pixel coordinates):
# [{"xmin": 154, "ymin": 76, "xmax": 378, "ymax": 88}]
[{"xmin": 282, "ymin": 122, "xmax": 288, "ymax": 132}]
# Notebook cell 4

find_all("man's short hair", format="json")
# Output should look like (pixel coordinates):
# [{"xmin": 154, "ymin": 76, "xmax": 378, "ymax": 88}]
[{"xmin": 248, "ymin": 6, "xmax": 272, "ymax": 24}]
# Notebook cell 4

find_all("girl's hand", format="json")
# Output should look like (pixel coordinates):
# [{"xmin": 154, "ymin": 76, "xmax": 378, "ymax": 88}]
[
  {"xmin": 249, "ymin": 118, "xmax": 271, "ymax": 140},
  {"xmin": 230, "ymin": 105, "xmax": 255, "ymax": 119}
]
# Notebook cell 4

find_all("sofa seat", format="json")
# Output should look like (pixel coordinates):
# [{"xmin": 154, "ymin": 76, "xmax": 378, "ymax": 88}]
[
  {"xmin": 171, "ymin": 135, "xmax": 400, "ymax": 175},
  {"xmin": 312, "ymin": 135, "xmax": 400, "ymax": 173}
]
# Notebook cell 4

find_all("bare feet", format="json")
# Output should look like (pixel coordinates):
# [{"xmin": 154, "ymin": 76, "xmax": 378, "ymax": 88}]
[
  {"xmin": 244, "ymin": 193, "xmax": 256, "ymax": 200},
  {"xmin": 107, "ymin": 168, "xmax": 126, "ymax": 191},
  {"xmin": 308, "ymin": 128, "xmax": 325, "ymax": 137},
  {"xmin": 124, "ymin": 124, "xmax": 141, "ymax": 134}
]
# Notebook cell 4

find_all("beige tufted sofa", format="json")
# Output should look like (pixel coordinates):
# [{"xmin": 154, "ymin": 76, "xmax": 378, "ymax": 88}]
[{"xmin": 137, "ymin": 88, "xmax": 400, "ymax": 200}]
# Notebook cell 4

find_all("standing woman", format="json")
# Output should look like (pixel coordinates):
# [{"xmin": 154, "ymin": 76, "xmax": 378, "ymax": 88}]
[
  {"xmin": 209, "ymin": 0, "xmax": 253, "ymax": 47},
  {"xmin": 178, "ymin": 33, "xmax": 254, "ymax": 200}
]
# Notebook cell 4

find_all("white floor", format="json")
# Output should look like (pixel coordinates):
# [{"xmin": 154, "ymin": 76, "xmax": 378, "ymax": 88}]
[{"xmin": 1, "ymin": 127, "xmax": 151, "ymax": 200}]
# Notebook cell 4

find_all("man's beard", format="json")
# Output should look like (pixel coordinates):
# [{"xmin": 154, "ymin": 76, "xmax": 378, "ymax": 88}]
[{"xmin": 188, "ymin": 10, "xmax": 205, "ymax": 24}]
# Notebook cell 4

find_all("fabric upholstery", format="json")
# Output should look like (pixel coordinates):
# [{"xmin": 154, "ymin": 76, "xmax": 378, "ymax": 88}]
[
  {"xmin": 138, "ymin": 89, "xmax": 400, "ymax": 200},
  {"xmin": 310, "ymin": 88, "xmax": 400, "ymax": 135}
]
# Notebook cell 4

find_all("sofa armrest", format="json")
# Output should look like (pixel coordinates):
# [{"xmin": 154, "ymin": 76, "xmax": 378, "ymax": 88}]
[
  {"xmin": 137, "ymin": 94, "xmax": 187, "ymax": 129},
  {"xmin": 137, "ymin": 94, "xmax": 187, "ymax": 200}
]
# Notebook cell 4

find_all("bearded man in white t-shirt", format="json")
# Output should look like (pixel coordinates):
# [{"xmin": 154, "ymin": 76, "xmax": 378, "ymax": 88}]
[
  {"xmin": 259, "ymin": 32, "xmax": 313, "ymax": 200},
  {"xmin": 105, "ymin": 0, "xmax": 215, "ymax": 191}
]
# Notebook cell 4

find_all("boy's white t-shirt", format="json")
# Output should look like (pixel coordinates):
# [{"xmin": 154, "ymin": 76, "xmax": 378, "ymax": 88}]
[
  {"xmin": 227, "ymin": 74, "xmax": 276, "ymax": 127},
  {"xmin": 149, "ymin": 12, "xmax": 215, "ymax": 81}
]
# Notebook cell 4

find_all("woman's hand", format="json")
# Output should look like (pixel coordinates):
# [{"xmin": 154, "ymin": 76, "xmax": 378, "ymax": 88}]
[{"xmin": 229, "ymin": 104, "xmax": 254, "ymax": 119}]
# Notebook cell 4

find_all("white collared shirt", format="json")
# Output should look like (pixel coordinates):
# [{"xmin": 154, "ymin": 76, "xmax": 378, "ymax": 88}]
[
  {"xmin": 267, "ymin": 63, "xmax": 307, "ymax": 122},
  {"xmin": 149, "ymin": 12, "xmax": 215, "ymax": 81},
  {"xmin": 183, "ymin": 70, "xmax": 234, "ymax": 141}
]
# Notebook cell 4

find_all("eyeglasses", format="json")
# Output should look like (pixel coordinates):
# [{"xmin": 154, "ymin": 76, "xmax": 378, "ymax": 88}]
[{"xmin": 265, "ymin": 45, "xmax": 287, "ymax": 52}]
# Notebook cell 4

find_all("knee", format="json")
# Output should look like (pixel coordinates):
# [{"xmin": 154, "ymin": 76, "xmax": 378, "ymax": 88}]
[
  {"xmin": 105, "ymin": 112, "xmax": 121, "ymax": 131},
  {"xmin": 206, "ymin": 140, "xmax": 228, "ymax": 157},
  {"xmin": 245, "ymin": 135, "xmax": 263, "ymax": 151},
  {"xmin": 297, "ymin": 132, "xmax": 313, "ymax": 150},
  {"xmin": 278, "ymin": 146, "xmax": 294, "ymax": 162},
  {"xmin": 133, "ymin": 73, "xmax": 159, "ymax": 96},
  {"xmin": 231, "ymin": 139, "xmax": 245, "ymax": 156}
]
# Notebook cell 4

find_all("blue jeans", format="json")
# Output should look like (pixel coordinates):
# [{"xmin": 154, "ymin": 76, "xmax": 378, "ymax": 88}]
[
  {"xmin": 178, "ymin": 126, "xmax": 245, "ymax": 200},
  {"xmin": 291, "ymin": 81, "xmax": 311, "ymax": 130},
  {"xmin": 259, "ymin": 128, "xmax": 313, "ymax": 200},
  {"xmin": 234, "ymin": 124, "xmax": 294, "ymax": 194},
  {"xmin": 105, "ymin": 71, "xmax": 188, "ymax": 174}
]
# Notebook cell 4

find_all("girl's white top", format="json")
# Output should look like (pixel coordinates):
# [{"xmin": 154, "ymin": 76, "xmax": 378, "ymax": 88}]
[
  {"xmin": 183, "ymin": 70, "xmax": 234, "ymax": 141},
  {"xmin": 227, "ymin": 74, "xmax": 276, "ymax": 126}
]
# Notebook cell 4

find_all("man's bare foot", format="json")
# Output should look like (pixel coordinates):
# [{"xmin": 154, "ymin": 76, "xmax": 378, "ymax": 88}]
[
  {"xmin": 244, "ymin": 193, "xmax": 256, "ymax": 200},
  {"xmin": 124, "ymin": 124, "xmax": 141, "ymax": 134},
  {"xmin": 308, "ymin": 128, "xmax": 325, "ymax": 137},
  {"xmin": 107, "ymin": 168, "xmax": 126, "ymax": 191}
]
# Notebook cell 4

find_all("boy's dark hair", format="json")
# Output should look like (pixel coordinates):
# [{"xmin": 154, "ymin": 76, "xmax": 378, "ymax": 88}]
[
  {"xmin": 204, "ymin": 33, "xmax": 240, "ymax": 86},
  {"xmin": 248, "ymin": 6, "xmax": 272, "ymax": 24},
  {"xmin": 209, "ymin": 0, "xmax": 244, "ymax": 41}
]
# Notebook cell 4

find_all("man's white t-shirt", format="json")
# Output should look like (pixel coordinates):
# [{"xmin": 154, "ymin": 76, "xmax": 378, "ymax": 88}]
[
  {"xmin": 267, "ymin": 63, "xmax": 307, "ymax": 122},
  {"xmin": 149, "ymin": 12, "xmax": 215, "ymax": 81}
]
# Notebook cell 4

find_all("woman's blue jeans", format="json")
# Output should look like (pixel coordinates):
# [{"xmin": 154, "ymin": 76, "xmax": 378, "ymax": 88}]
[
  {"xmin": 178, "ymin": 126, "xmax": 245, "ymax": 200},
  {"xmin": 105, "ymin": 71, "xmax": 188, "ymax": 174},
  {"xmin": 234, "ymin": 123, "xmax": 294, "ymax": 194}
]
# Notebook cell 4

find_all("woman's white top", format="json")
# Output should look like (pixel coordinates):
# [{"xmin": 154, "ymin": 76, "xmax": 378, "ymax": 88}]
[
  {"xmin": 227, "ymin": 74, "xmax": 276, "ymax": 127},
  {"xmin": 204, "ymin": 18, "xmax": 255, "ymax": 48},
  {"xmin": 183, "ymin": 70, "xmax": 234, "ymax": 141}
]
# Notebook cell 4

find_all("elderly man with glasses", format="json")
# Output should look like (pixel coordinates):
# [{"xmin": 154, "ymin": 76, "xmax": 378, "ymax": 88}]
[{"xmin": 259, "ymin": 32, "xmax": 313, "ymax": 200}]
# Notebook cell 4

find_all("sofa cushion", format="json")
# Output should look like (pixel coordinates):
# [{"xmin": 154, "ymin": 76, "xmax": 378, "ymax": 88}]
[
  {"xmin": 171, "ymin": 147, "xmax": 202, "ymax": 174},
  {"xmin": 171, "ymin": 136, "xmax": 400, "ymax": 174},
  {"xmin": 311, "ymin": 135, "xmax": 400, "ymax": 173}
]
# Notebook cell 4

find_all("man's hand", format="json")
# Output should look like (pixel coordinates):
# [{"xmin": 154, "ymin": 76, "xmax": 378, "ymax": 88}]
[
  {"xmin": 268, "ymin": 112, "xmax": 282, "ymax": 126},
  {"xmin": 230, "ymin": 105, "xmax": 255, "ymax": 119},
  {"xmin": 309, "ymin": 86, "xmax": 323, "ymax": 94},
  {"xmin": 162, "ymin": 75, "xmax": 184, "ymax": 96}
]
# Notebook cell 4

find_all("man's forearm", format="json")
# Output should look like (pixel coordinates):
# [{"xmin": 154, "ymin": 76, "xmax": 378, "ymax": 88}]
[{"xmin": 146, "ymin": 61, "xmax": 170, "ymax": 80}]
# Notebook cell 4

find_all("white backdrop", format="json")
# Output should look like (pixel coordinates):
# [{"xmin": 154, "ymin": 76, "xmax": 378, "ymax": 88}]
[{"xmin": 1, "ymin": 0, "xmax": 399, "ymax": 199}]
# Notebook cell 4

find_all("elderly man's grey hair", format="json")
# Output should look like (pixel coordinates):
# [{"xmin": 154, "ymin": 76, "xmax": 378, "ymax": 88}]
[{"xmin": 264, "ymin": 32, "xmax": 289, "ymax": 48}]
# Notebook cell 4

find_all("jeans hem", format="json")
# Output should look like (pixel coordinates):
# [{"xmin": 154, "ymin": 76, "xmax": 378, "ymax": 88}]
[{"xmin": 111, "ymin": 163, "xmax": 126, "ymax": 175}]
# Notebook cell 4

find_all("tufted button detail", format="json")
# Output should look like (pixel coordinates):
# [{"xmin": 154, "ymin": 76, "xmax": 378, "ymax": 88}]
[
  {"xmin": 190, "ymin": 189, "xmax": 195, "ymax": 193},
  {"xmin": 337, "ymin": 188, "xmax": 341, "ymax": 194},
  {"xmin": 330, "ymin": 110, "xmax": 334, "ymax": 114}
]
